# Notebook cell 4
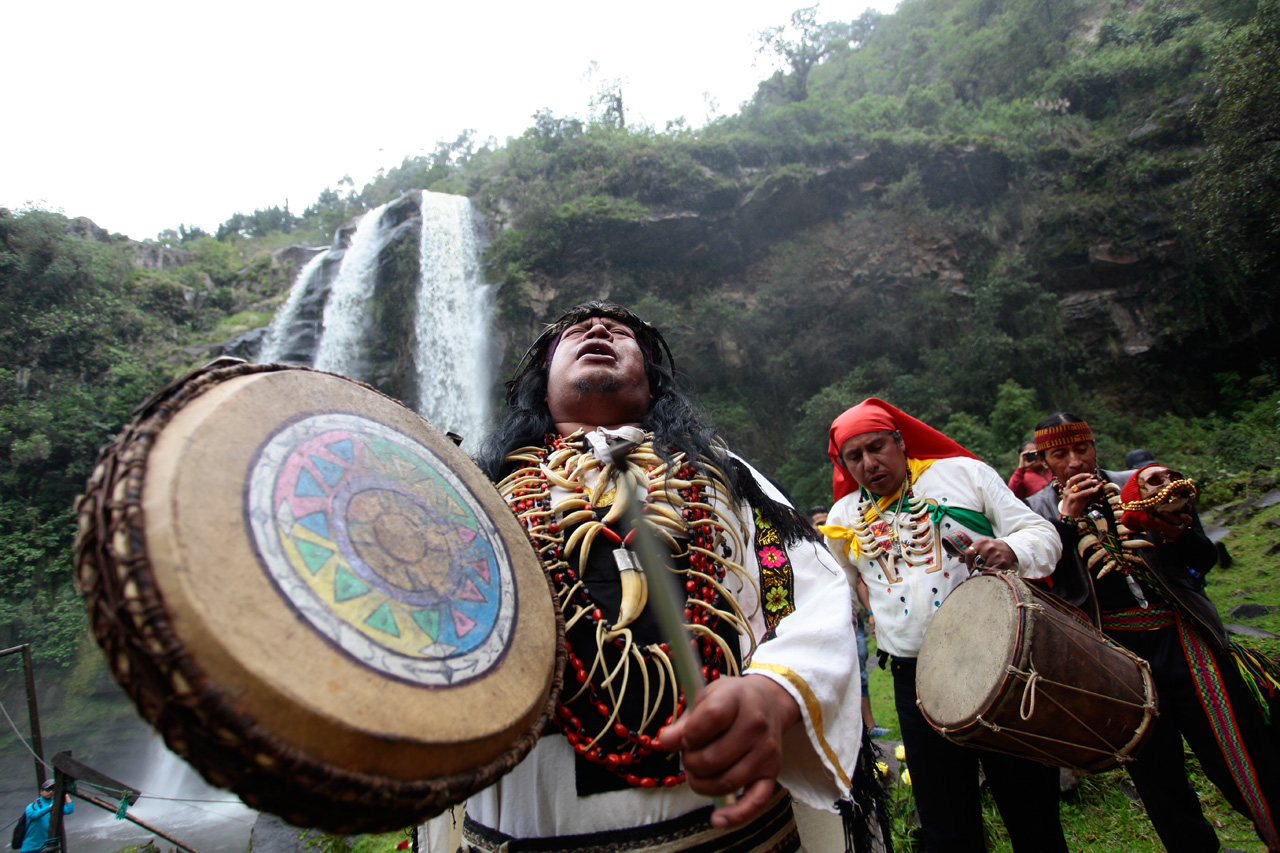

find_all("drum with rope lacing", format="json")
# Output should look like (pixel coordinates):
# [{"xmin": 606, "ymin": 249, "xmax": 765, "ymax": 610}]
[{"xmin": 916, "ymin": 571, "xmax": 1156, "ymax": 774}]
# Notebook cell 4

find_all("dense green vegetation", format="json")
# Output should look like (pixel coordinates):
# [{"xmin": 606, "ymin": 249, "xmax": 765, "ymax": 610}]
[
  {"xmin": 309, "ymin": 0, "xmax": 1277, "ymax": 511},
  {"xmin": 0, "ymin": 211, "xmax": 292, "ymax": 663}
]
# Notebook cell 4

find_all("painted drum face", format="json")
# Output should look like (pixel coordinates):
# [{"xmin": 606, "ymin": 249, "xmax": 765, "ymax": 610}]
[{"xmin": 247, "ymin": 413, "xmax": 514, "ymax": 686}]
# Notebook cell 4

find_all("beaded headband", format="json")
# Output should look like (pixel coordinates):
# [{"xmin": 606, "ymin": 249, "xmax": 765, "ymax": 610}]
[{"xmin": 1034, "ymin": 421, "xmax": 1093, "ymax": 452}]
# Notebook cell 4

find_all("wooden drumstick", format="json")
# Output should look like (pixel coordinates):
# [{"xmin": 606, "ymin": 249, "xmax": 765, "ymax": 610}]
[
  {"xmin": 941, "ymin": 531, "xmax": 985, "ymax": 569},
  {"xmin": 619, "ymin": 470, "xmax": 736, "ymax": 809}
]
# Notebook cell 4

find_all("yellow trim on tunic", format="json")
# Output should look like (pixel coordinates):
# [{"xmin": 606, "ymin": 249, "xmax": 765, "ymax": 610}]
[
  {"xmin": 747, "ymin": 661, "xmax": 851, "ymax": 789},
  {"xmin": 819, "ymin": 457, "xmax": 936, "ymax": 560}
]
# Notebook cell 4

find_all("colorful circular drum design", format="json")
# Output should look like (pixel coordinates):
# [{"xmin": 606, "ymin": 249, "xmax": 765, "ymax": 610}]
[{"xmin": 247, "ymin": 413, "xmax": 515, "ymax": 687}]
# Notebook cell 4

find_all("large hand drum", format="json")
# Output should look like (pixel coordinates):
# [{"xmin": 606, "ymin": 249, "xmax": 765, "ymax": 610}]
[
  {"xmin": 916, "ymin": 572, "xmax": 1155, "ymax": 774},
  {"xmin": 75, "ymin": 361, "xmax": 563, "ymax": 833}
]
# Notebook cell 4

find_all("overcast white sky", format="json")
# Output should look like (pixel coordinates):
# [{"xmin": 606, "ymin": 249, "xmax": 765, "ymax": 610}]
[{"xmin": 3, "ymin": 1, "xmax": 896, "ymax": 242}]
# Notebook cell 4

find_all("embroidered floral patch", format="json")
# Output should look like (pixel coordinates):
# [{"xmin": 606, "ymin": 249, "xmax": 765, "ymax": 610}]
[
  {"xmin": 754, "ymin": 508, "xmax": 795, "ymax": 641},
  {"xmin": 759, "ymin": 545, "xmax": 787, "ymax": 569},
  {"xmin": 765, "ymin": 586, "xmax": 791, "ymax": 612}
]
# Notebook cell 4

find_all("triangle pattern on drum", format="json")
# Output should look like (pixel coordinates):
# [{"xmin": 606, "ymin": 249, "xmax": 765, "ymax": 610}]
[
  {"xmin": 310, "ymin": 455, "xmax": 345, "ymax": 486},
  {"xmin": 295, "ymin": 469, "xmax": 326, "ymax": 498},
  {"xmin": 452, "ymin": 607, "xmax": 477, "ymax": 638},
  {"xmin": 364, "ymin": 602, "xmax": 400, "ymax": 637},
  {"xmin": 334, "ymin": 566, "xmax": 370, "ymax": 602},
  {"xmin": 458, "ymin": 577, "xmax": 486, "ymax": 603},
  {"xmin": 411, "ymin": 608, "xmax": 440, "ymax": 642},
  {"xmin": 296, "ymin": 540, "xmax": 334, "ymax": 574},
  {"xmin": 326, "ymin": 439, "xmax": 355, "ymax": 463},
  {"xmin": 274, "ymin": 500, "xmax": 296, "ymax": 538},
  {"xmin": 296, "ymin": 511, "xmax": 330, "ymax": 539}
]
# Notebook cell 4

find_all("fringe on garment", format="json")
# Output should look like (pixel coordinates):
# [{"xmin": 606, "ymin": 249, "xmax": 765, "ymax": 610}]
[
  {"xmin": 837, "ymin": 727, "xmax": 894, "ymax": 853},
  {"xmin": 1230, "ymin": 641, "xmax": 1280, "ymax": 724}
]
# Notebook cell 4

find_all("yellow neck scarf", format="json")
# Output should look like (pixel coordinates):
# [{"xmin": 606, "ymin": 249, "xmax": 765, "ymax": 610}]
[{"xmin": 819, "ymin": 458, "xmax": 936, "ymax": 560}]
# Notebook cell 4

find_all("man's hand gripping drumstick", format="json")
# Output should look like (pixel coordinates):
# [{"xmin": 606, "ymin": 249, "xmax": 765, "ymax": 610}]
[
  {"xmin": 942, "ymin": 530, "xmax": 1019, "ymax": 573},
  {"xmin": 617, "ymin": 462, "xmax": 799, "ymax": 829}
]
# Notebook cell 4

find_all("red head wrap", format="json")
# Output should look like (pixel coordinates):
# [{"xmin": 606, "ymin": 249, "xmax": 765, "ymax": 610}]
[{"xmin": 827, "ymin": 398, "xmax": 979, "ymax": 503}]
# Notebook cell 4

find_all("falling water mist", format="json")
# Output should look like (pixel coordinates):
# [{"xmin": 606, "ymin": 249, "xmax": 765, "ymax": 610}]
[
  {"xmin": 413, "ymin": 192, "xmax": 496, "ymax": 447},
  {"xmin": 312, "ymin": 202, "xmax": 393, "ymax": 378},
  {"xmin": 258, "ymin": 247, "xmax": 328, "ymax": 364},
  {"xmin": 50, "ymin": 192, "xmax": 498, "ymax": 853}
]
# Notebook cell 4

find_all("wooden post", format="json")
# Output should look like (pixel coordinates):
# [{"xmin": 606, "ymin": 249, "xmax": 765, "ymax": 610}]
[
  {"xmin": 46, "ymin": 765, "xmax": 67, "ymax": 852},
  {"xmin": 0, "ymin": 643, "xmax": 47, "ymax": 790},
  {"xmin": 21, "ymin": 645, "xmax": 45, "ymax": 791}
]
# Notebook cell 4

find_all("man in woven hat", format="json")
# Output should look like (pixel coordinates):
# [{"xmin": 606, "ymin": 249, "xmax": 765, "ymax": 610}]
[
  {"xmin": 820, "ymin": 398, "xmax": 1067, "ymax": 853},
  {"xmin": 461, "ymin": 302, "xmax": 881, "ymax": 852},
  {"xmin": 1032, "ymin": 413, "xmax": 1280, "ymax": 852},
  {"xmin": 18, "ymin": 779, "xmax": 73, "ymax": 853}
]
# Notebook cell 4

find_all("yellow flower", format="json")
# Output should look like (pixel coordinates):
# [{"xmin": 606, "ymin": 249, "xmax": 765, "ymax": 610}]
[
  {"xmin": 875, "ymin": 761, "xmax": 889, "ymax": 777},
  {"xmin": 894, "ymin": 744, "xmax": 906, "ymax": 761},
  {"xmin": 901, "ymin": 768, "xmax": 912, "ymax": 786}
]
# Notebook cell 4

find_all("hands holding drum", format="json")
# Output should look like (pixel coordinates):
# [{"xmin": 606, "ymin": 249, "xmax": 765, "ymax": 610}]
[{"xmin": 962, "ymin": 537, "xmax": 1017, "ymax": 572}]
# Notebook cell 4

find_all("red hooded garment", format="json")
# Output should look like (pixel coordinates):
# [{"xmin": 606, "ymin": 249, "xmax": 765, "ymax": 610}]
[
  {"xmin": 1121, "ymin": 463, "xmax": 1166, "ymax": 530},
  {"xmin": 827, "ymin": 398, "xmax": 979, "ymax": 503}
]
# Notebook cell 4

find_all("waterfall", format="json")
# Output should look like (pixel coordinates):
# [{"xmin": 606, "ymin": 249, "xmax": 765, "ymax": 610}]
[
  {"xmin": 66, "ymin": 735, "xmax": 254, "ymax": 853},
  {"xmin": 413, "ymin": 192, "xmax": 495, "ymax": 446},
  {"xmin": 312, "ymin": 202, "xmax": 392, "ymax": 377},
  {"xmin": 257, "ymin": 248, "xmax": 328, "ymax": 363},
  {"xmin": 259, "ymin": 191, "xmax": 496, "ymax": 437}
]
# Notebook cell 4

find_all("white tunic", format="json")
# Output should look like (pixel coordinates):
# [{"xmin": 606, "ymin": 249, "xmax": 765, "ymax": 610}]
[
  {"xmin": 824, "ymin": 456, "xmax": 1061, "ymax": 659},
  {"xmin": 466, "ymin": 446, "xmax": 862, "ymax": 838}
]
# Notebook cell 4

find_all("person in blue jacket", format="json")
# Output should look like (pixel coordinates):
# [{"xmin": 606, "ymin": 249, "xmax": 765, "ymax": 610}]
[{"xmin": 20, "ymin": 779, "xmax": 73, "ymax": 852}]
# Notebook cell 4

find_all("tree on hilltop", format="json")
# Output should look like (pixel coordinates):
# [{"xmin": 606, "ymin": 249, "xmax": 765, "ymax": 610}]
[{"xmin": 757, "ymin": 5, "xmax": 856, "ymax": 102}]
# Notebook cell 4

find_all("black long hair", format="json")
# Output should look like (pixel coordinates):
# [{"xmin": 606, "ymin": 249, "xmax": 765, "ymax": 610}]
[
  {"xmin": 1035, "ymin": 411, "xmax": 1084, "ymax": 431},
  {"xmin": 474, "ymin": 302, "xmax": 818, "ymax": 544}
]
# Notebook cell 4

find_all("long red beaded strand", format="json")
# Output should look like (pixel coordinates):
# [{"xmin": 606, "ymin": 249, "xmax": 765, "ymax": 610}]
[{"xmin": 502, "ymin": 435, "xmax": 737, "ymax": 788}]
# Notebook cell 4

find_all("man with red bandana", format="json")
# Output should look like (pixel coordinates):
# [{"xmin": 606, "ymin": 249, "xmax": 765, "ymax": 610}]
[
  {"xmin": 819, "ymin": 398, "xmax": 1066, "ymax": 853},
  {"xmin": 1032, "ymin": 412, "xmax": 1280, "ymax": 853}
]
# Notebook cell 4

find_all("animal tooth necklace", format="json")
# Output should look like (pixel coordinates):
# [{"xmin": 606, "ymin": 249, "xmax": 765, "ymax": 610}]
[
  {"xmin": 851, "ymin": 471, "xmax": 935, "ymax": 577},
  {"xmin": 497, "ymin": 430, "xmax": 753, "ymax": 789},
  {"xmin": 1058, "ymin": 478, "xmax": 1153, "ymax": 606}
]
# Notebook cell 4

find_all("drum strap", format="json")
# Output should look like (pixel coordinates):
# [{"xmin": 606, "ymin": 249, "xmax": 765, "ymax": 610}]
[
  {"xmin": 460, "ymin": 789, "xmax": 798, "ymax": 853},
  {"xmin": 1099, "ymin": 605, "xmax": 1176, "ymax": 631}
]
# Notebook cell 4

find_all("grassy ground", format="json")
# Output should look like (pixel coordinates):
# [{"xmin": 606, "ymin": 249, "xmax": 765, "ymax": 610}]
[{"xmin": 863, "ymin": 494, "xmax": 1280, "ymax": 852}]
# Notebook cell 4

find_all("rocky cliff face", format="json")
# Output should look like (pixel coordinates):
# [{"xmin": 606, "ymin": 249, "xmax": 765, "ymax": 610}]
[
  {"xmin": 472, "ymin": 126, "xmax": 1268, "ymax": 415},
  {"xmin": 204, "ymin": 107, "xmax": 1269, "ymax": 431}
]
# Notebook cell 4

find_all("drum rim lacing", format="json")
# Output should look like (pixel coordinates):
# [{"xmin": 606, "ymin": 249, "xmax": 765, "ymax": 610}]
[
  {"xmin": 978, "ymin": 609, "xmax": 1158, "ymax": 770},
  {"xmin": 74, "ymin": 359, "xmax": 569, "ymax": 832}
]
